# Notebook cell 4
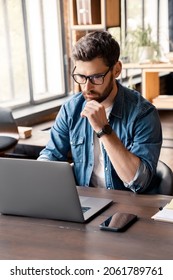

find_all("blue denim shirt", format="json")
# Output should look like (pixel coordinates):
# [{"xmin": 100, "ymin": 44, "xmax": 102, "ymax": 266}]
[{"xmin": 39, "ymin": 81, "xmax": 162, "ymax": 192}]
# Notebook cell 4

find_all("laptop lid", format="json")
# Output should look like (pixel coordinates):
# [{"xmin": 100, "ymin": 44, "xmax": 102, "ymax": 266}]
[{"xmin": 0, "ymin": 158, "xmax": 112, "ymax": 223}]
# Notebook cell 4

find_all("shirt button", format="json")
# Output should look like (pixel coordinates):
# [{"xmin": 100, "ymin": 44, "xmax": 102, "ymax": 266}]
[{"xmin": 105, "ymin": 167, "xmax": 108, "ymax": 171}]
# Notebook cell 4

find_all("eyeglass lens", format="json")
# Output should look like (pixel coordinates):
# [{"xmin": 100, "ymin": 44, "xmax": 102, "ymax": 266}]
[{"xmin": 72, "ymin": 67, "xmax": 110, "ymax": 85}]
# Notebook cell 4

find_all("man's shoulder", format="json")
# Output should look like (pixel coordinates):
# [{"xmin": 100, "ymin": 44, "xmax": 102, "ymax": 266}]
[
  {"xmin": 122, "ymin": 83, "xmax": 155, "ymax": 109},
  {"xmin": 116, "ymin": 82, "xmax": 158, "ymax": 122}
]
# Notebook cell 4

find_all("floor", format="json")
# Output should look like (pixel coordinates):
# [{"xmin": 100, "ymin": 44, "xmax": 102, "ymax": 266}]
[{"xmin": 159, "ymin": 110, "xmax": 173, "ymax": 171}]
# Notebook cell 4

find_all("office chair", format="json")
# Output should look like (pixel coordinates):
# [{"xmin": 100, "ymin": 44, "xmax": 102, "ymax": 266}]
[
  {"xmin": 144, "ymin": 160, "xmax": 173, "ymax": 195},
  {"xmin": 0, "ymin": 107, "xmax": 19, "ymax": 156}
]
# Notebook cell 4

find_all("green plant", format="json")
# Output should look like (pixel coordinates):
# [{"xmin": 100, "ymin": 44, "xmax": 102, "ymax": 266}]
[
  {"xmin": 131, "ymin": 26, "xmax": 153, "ymax": 47},
  {"xmin": 131, "ymin": 25, "xmax": 155, "ymax": 47},
  {"xmin": 123, "ymin": 25, "xmax": 160, "ymax": 62}
]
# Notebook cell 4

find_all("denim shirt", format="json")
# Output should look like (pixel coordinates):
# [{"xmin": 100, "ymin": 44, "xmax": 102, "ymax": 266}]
[{"xmin": 38, "ymin": 81, "xmax": 162, "ymax": 192}]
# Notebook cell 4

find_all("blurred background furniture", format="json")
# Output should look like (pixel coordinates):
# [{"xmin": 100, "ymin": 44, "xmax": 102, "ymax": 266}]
[
  {"xmin": 144, "ymin": 160, "xmax": 173, "ymax": 195},
  {"xmin": 122, "ymin": 63, "xmax": 173, "ymax": 108},
  {"xmin": 0, "ymin": 107, "xmax": 19, "ymax": 157}
]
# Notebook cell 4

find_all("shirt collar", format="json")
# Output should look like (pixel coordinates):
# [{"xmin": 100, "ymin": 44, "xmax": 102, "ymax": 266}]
[{"xmin": 110, "ymin": 80, "xmax": 124, "ymax": 119}]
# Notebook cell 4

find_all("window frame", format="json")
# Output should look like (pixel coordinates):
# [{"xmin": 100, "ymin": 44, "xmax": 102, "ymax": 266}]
[{"xmin": 0, "ymin": 0, "xmax": 68, "ymax": 110}]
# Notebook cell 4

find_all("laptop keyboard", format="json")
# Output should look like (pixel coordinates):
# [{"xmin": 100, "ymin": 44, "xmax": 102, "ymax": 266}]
[{"xmin": 82, "ymin": 206, "xmax": 91, "ymax": 213}]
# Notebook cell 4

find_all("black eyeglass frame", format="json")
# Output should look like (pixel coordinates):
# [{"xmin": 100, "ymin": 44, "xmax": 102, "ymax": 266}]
[{"xmin": 71, "ymin": 66, "xmax": 111, "ymax": 85}]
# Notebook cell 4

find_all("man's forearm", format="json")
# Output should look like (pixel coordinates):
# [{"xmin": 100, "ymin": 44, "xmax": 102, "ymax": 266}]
[{"xmin": 100, "ymin": 131, "xmax": 141, "ymax": 184}]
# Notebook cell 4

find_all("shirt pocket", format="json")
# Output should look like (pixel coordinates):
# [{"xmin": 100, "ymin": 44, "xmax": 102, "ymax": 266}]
[{"xmin": 70, "ymin": 136, "xmax": 84, "ymax": 163}]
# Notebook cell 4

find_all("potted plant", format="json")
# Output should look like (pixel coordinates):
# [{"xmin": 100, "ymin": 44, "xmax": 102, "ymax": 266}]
[{"xmin": 124, "ymin": 25, "xmax": 160, "ymax": 63}]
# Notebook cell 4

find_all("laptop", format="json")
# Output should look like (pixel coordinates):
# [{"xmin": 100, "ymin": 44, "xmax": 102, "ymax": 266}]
[{"xmin": 0, "ymin": 158, "xmax": 112, "ymax": 223}]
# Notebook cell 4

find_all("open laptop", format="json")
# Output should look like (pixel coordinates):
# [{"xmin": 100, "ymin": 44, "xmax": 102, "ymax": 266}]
[{"xmin": 0, "ymin": 158, "xmax": 112, "ymax": 223}]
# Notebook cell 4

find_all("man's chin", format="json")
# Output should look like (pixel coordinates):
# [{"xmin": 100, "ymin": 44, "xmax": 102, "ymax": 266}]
[
  {"xmin": 85, "ymin": 96, "xmax": 105, "ymax": 103},
  {"xmin": 83, "ymin": 92, "xmax": 107, "ymax": 103},
  {"xmin": 85, "ymin": 94, "xmax": 99, "ymax": 101}
]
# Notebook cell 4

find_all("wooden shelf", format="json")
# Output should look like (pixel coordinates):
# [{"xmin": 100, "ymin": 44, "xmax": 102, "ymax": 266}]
[
  {"xmin": 122, "ymin": 63, "xmax": 173, "ymax": 109},
  {"xmin": 71, "ymin": 24, "xmax": 105, "ymax": 31},
  {"xmin": 123, "ymin": 62, "xmax": 173, "ymax": 70},
  {"xmin": 152, "ymin": 95, "xmax": 173, "ymax": 109},
  {"xmin": 70, "ymin": 0, "xmax": 121, "ymax": 30}
]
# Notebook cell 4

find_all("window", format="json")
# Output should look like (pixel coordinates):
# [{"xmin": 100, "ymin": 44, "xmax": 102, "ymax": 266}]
[
  {"xmin": 119, "ymin": 0, "xmax": 169, "ymax": 80},
  {"xmin": 123, "ymin": 0, "xmax": 169, "ymax": 55},
  {"xmin": 0, "ymin": 0, "xmax": 66, "ymax": 108},
  {"xmin": 108, "ymin": 0, "xmax": 169, "ymax": 58}
]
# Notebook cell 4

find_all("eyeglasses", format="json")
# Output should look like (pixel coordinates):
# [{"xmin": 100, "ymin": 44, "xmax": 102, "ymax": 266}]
[{"xmin": 72, "ymin": 66, "xmax": 111, "ymax": 85}]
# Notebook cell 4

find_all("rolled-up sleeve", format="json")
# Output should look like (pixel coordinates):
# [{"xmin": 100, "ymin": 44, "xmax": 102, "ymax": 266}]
[{"xmin": 124, "ymin": 161, "xmax": 151, "ymax": 193}]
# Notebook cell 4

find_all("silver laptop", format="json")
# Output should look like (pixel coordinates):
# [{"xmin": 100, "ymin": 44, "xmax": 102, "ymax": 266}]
[{"xmin": 0, "ymin": 158, "xmax": 112, "ymax": 223}]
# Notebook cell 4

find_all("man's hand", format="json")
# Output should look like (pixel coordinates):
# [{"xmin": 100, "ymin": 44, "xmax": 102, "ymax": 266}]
[{"xmin": 80, "ymin": 100, "xmax": 108, "ymax": 132}]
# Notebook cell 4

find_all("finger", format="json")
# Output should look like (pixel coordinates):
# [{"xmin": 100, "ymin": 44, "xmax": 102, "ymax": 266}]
[
  {"xmin": 80, "ymin": 108, "xmax": 88, "ymax": 118},
  {"xmin": 85, "ymin": 100, "xmax": 101, "ymax": 109}
]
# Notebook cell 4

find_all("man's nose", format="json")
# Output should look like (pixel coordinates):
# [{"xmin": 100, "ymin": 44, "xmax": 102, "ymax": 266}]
[{"xmin": 84, "ymin": 78, "xmax": 93, "ymax": 90}]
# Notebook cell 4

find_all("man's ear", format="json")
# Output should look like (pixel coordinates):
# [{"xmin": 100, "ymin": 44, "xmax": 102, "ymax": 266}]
[{"xmin": 113, "ymin": 61, "xmax": 122, "ymax": 78}]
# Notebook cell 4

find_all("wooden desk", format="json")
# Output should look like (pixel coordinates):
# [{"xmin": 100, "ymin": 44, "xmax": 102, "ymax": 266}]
[
  {"xmin": 16, "ymin": 121, "xmax": 53, "ymax": 158},
  {"xmin": 18, "ymin": 121, "xmax": 53, "ymax": 147},
  {"xmin": 122, "ymin": 63, "xmax": 173, "ymax": 108},
  {"xmin": 0, "ymin": 187, "xmax": 173, "ymax": 260}
]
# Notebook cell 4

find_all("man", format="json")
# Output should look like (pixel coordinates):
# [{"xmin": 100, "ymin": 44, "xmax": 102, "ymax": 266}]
[{"xmin": 38, "ymin": 31, "xmax": 162, "ymax": 193}]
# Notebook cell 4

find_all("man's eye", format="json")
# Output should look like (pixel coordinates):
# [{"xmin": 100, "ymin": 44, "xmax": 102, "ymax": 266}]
[
  {"xmin": 76, "ymin": 75, "xmax": 86, "ymax": 80},
  {"xmin": 93, "ymin": 75, "xmax": 103, "ymax": 79}
]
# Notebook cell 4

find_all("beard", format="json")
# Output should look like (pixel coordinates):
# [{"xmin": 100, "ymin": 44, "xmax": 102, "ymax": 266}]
[{"xmin": 82, "ymin": 75, "xmax": 114, "ymax": 103}]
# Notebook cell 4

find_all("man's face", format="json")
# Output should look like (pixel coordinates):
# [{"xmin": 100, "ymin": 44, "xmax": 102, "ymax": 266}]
[{"xmin": 73, "ymin": 58, "xmax": 115, "ymax": 103}]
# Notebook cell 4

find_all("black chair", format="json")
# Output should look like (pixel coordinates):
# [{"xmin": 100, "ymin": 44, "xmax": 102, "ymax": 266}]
[
  {"xmin": 144, "ymin": 160, "xmax": 173, "ymax": 195},
  {"xmin": 0, "ymin": 107, "xmax": 19, "ymax": 156}
]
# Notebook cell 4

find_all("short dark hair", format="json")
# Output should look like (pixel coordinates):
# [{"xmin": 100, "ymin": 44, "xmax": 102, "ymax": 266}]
[{"xmin": 72, "ymin": 31, "xmax": 120, "ymax": 67}]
